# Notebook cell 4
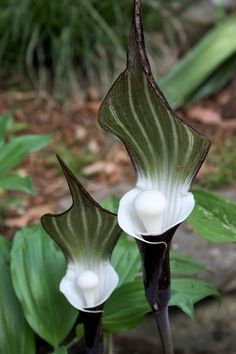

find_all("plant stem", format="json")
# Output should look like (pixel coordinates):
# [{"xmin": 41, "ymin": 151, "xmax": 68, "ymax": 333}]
[
  {"xmin": 65, "ymin": 337, "xmax": 79, "ymax": 350},
  {"xmin": 136, "ymin": 227, "xmax": 177, "ymax": 354},
  {"xmin": 81, "ymin": 310, "xmax": 104, "ymax": 354},
  {"xmin": 153, "ymin": 305, "xmax": 173, "ymax": 354}
]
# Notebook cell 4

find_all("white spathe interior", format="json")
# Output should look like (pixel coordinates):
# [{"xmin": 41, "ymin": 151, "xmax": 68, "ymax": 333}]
[
  {"xmin": 60, "ymin": 261, "xmax": 119, "ymax": 312},
  {"xmin": 134, "ymin": 190, "xmax": 167, "ymax": 234},
  {"xmin": 77, "ymin": 270, "xmax": 99, "ymax": 307},
  {"xmin": 118, "ymin": 180, "xmax": 194, "ymax": 241}
]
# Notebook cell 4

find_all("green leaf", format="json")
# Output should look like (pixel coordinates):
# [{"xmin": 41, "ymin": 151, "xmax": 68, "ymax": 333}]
[
  {"xmin": 170, "ymin": 278, "xmax": 220, "ymax": 320},
  {"xmin": 103, "ymin": 277, "xmax": 219, "ymax": 332},
  {"xmin": 0, "ymin": 236, "xmax": 10, "ymax": 258},
  {"xmin": 102, "ymin": 197, "xmax": 140, "ymax": 287},
  {"xmin": 188, "ymin": 189, "xmax": 236, "ymax": 243},
  {"xmin": 0, "ymin": 113, "xmax": 12, "ymax": 144},
  {"xmin": 170, "ymin": 251, "xmax": 204, "ymax": 276},
  {"xmin": 51, "ymin": 348, "xmax": 67, "ymax": 354},
  {"xmin": 76, "ymin": 324, "xmax": 84, "ymax": 339},
  {"xmin": 111, "ymin": 234, "xmax": 141, "ymax": 286},
  {"xmin": 0, "ymin": 134, "xmax": 51, "ymax": 175},
  {"xmin": 101, "ymin": 196, "xmax": 119, "ymax": 214},
  {"xmin": 188, "ymin": 54, "xmax": 236, "ymax": 103},
  {"xmin": 0, "ymin": 236, "xmax": 35, "ymax": 354},
  {"xmin": 103, "ymin": 281, "xmax": 150, "ymax": 333},
  {"xmin": 172, "ymin": 278, "xmax": 220, "ymax": 303},
  {"xmin": 0, "ymin": 197, "xmax": 24, "ymax": 208},
  {"xmin": 98, "ymin": 2, "xmax": 209, "ymax": 187},
  {"xmin": 160, "ymin": 13, "xmax": 236, "ymax": 108},
  {"xmin": 170, "ymin": 292, "xmax": 195, "ymax": 320},
  {"xmin": 0, "ymin": 174, "xmax": 35, "ymax": 195},
  {"xmin": 41, "ymin": 156, "xmax": 121, "ymax": 263},
  {"xmin": 8, "ymin": 122, "xmax": 28, "ymax": 134},
  {"xmin": 11, "ymin": 225, "xmax": 78, "ymax": 349}
]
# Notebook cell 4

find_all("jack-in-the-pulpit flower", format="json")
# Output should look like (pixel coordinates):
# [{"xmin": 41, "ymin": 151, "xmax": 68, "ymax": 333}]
[
  {"xmin": 99, "ymin": 1, "xmax": 210, "ymax": 242},
  {"xmin": 98, "ymin": 1, "xmax": 210, "ymax": 353},
  {"xmin": 41, "ymin": 156, "xmax": 121, "ymax": 313}
]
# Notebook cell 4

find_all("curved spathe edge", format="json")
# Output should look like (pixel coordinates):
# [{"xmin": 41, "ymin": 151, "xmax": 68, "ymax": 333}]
[
  {"xmin": 41, "ymin": 155, "xmax": 121, "ymax": 263},
  {"xmin": 60, "ymin": 261, "xmax": 119, "ymax": 313},
  {"xmin": 118, "ymin": 186, "xmax": 194, "ymax": 243}
]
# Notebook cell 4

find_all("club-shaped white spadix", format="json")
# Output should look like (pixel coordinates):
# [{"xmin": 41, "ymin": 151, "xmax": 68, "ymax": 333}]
[
  {"xmin": 134, "ymin": 190, "xmax": 167, "ymax": 234},
  {"xmin": 77, "ymin": 270, "xmax": 99, "ymax": 307}
]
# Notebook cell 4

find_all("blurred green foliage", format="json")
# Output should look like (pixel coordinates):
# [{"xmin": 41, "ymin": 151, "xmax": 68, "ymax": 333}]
[
  {"xmin": 189, "ymin": 189, "xmax": 236, "ymax": 243},
  {"xmin": 200, "ymin": 138, "xmax": 236, "ymax": 189},
  {"xmin": 0, "ymin": 0, "xmax": 152, "ymax": 93},
  {"xmin": 0, "ymin": 112, "xmax": 51, "ymax": 217},
  {"xmin": 160, "ymin": 12, "xmax": 236, "ymax": 108},
  {"xmin": 0, "ymin": 0, "xmax": 230, "ymax": 97}
]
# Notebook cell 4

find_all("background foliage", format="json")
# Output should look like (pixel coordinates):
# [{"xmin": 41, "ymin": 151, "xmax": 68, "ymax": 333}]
[{"xmin": 1, "ymin": 0, "xmax": 235, "ymax": 99}]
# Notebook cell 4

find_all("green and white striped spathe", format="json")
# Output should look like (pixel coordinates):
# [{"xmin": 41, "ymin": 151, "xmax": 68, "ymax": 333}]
[
  {"xmin": 98, "ymin": 3, "xmax": 210, "ymax": 192},
  {"xmin": 41, "ymin": 156, "xmax": 121, "ymax": 264}
]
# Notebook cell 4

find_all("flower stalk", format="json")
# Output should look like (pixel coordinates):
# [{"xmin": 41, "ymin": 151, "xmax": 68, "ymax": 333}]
[
  {"xmin": 136, "ymin": 226, "xmax": 177, "ymax": 354},
  {"xmin": 154, "ymin": 305, "xmax": 173, "ymax": 354},
  {"xmin": 80, "ymin": 308, "xmax": 104, "ymax": 354}
]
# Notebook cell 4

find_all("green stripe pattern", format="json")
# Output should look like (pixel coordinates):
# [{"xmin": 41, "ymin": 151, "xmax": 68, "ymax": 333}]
[
  {"xmin": 99, "ymin": 10, "xmax": 210, "ymax": 192},
  {"xmin": 41, "ymin": 157, "xmax": 121, "ymax": 264}
]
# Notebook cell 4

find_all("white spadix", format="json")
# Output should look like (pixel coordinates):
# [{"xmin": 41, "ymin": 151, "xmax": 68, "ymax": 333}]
[
  {"xmin": 77, "ymin": 270, "xmax": 99, "ymax": 307},
  {"xmin": 134, "ymin": 190, "xmax": 167, "ymax": 234}
]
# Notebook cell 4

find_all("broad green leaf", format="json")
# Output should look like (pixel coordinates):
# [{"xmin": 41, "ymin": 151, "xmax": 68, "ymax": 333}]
[
  {"xmin": 170, "ymin": 278, "xmax": 219, "ymax": 320},
  {"xmin": 0, "ymin": 174, "xmax": 35, "ymax": 195},
  {"xmin": 172, "ymin": 278, "xmax": 219, "ymax": 303},
  {"xmin": 101, "ymin": 196, "xmax": 119, "ymax": 214},
  {"xmin": 0, "ymin": 236, "xmax": 35, "ymax": 354},
  {"xmin": 52, "ymin": 348, "xmax": 67, "ymax": 354},
  {"xmin": 99, "ymin": 2, "xmax": 209, "ymax": 188},
  {"xmin": 160, "ymin": 13, "xmax": 236, "ymax": 108},
  {"xmin": 188, "ymin": 189, "xmax": 236, "ymax": 243},
  {"xmin": 111, "ymin": 234, "xmax": 140, "ymax": 286},
  {"xmin": 103, "ymin": 281, "xmax": 149, "ymax": 333},
  {"xmin": 0, "ymin": 236, "xmax": 10, "ymax": 261},
  {"xmin": 170, "ymin": 292, "xmax": 195, "ymax": 320},
  {"xmin": 11, "ymin": 225, "xmax": 78, "ymax": 349},
  {"xmin": 170, "ymin": 251, "xmax": 204, "ymax": 276},
  {"xmin": 103, "ymin": 198, "xmax": 140, "ymax": 287},
  {"xmin": 104, "ymin": 277, "xmax": 219, "ymax": 332},
  {"xmin": 0, "ymin": 134, "xmax": 51, "ymax": 175},
  {"xmin": 102, "ymin": 198, "xmax": 140, "ymax": 286},
  {"xmin": 41, "ymin": 156, "xmax": 121, "ymax": 263}
]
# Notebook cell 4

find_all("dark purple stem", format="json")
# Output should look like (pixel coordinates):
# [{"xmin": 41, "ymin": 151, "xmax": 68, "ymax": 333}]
[
  {"xmin": 80, "ymin": 310, "xmax": 104, "ymax": 354},
  {"xmin": 154, "ymin": 305, "xmax": 173, "ymax": 354},
  {"xmin": 136, "ymin": 225, "xmax": 178, "ymax": 354}
]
